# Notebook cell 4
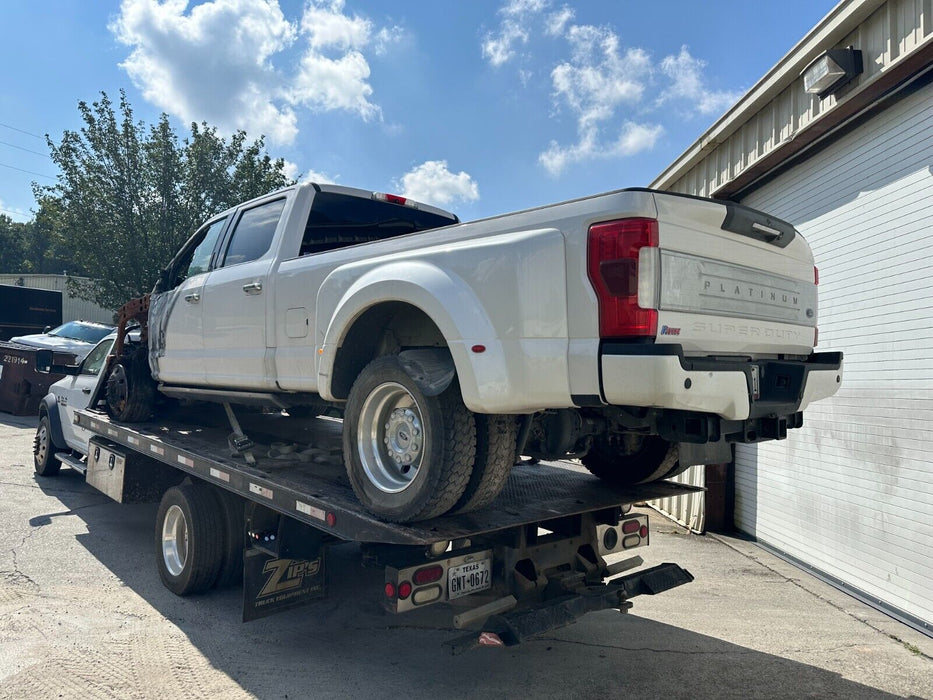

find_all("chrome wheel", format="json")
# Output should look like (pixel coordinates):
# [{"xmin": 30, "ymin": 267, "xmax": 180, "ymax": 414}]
[
  {"xmin": 357, "ymin": 382, "xmax": 428, "ymax": 493},
  {"xmin": 161, "ymin": 504, "xmax": 189, "ymax": 577},
  {"xmin": 107, "ymin": 363, "xmax": 130, "ymax": 413},
  {"xmin": 35, "ymin": 423, "xmax": 50, "ymax": 465}
]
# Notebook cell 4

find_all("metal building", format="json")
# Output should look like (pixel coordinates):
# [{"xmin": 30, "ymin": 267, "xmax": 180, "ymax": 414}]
[
  {"xmin": 652, "ymin": 0, "xmax": 932, "ymax": 634},
  {"xmin": 0, "ymin": 274, "xmax": 115, "ymax": 326}
]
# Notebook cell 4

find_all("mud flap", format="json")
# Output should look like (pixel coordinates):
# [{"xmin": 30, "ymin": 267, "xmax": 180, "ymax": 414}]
[
  {"xmin": 242, "ymin": 507, "xmax": 327, "ymax": 622},
  {"xmin": 242, "ymin": 549, "xmax": 326, "ymax": 622}
]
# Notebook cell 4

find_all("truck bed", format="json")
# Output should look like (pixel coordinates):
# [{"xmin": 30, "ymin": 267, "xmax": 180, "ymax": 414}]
[{"xmin": 74, "ymin": 406, "xmax": 701, "ymax": 546}]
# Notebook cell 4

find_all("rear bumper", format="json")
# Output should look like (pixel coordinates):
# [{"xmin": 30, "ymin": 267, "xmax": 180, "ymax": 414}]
[{"xmin": 600, "ymin": 343, "xmax": 843, "ymax": 421}]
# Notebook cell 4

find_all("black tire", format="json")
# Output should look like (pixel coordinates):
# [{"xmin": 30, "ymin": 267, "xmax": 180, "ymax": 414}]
[
  {"xmin": 343, "ymin": 355, "xmax": 476, "ymax": 523},
  {"xmin": 155, "ymin": 484, "xmax": 224, "ymax": 595},
  {"xmin": 582, "ymin": 435, "xmax": 679, "ymax": 487},
  {"xmin": 106, "ymin": 345, "xmax": 156, "ymax": 422},
  {"xmin": 33, "ymin": 413, "xmax": 62, "ymax": 477},
  {"xmin": 214, "ymin": 491, "xmax": 245, "ymax": 589},
  {"xmin": 659, "ymin": 459, "xmax": 691, "ymax": 480},
  {"xmin": 452, "ymin": 414, "xmax": 517, "ymax": 514}
]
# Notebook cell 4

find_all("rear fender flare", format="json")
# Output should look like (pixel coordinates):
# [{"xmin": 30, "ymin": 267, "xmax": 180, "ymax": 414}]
[{"xmin": 316, "ymin": 261, "xmax": 509, "ymax": 410}]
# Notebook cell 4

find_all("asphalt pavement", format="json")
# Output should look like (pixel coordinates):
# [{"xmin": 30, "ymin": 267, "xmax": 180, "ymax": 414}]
[{"xmin": 1, "ymin": 411, "xmax": 931, "ymax": 699}]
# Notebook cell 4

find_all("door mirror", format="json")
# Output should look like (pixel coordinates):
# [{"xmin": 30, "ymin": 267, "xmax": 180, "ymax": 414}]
[
  {"xmin": 35, "ymin": 349, "xmax": 80, "ymax": 376},
  {"xmin": 35, "ymin": 349, "xmax": 52, "ymax": 373}
]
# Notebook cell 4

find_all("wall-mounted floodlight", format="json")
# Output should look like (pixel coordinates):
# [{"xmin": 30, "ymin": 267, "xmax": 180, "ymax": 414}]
[{"xmin": 802, "ymin": 47, "xmax": 863, "ymax": 99}]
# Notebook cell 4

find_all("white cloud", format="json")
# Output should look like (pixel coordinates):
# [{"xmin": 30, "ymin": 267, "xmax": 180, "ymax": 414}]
[
  {"xmin": 289, "ymin": 47, "xmax": 379, "ymax": 120},
  {"xmin": 302, "ymin": 168, "xmax": 336, "ymax": 184},
  {"xmin": 659, "ymin": 46, "xmax": 742, "ymax": 114},
  {"xmin": 282, "ymin": 159, "xmax": 337, "ymax": 184},
  {"xmin": 545, "ymin": 6, "xmax": 573, "ymax": 36},
  {"xmin": 541, "ymin": 23, "xmax": 661, "ymax": 175},
  {"xmin": 539, "ymin": 121, "xmax": 662, "ymax": 176},
  {"xmin": 300, "ymin": 0, "xmax": 370, "ymax": 51},
  {"xmin": 481, "ymin": 0, "xmax": 549, "ymax": 67},
  {"xmin": 373, "ymin": 25, "xmax": 405, "ymax": 56},
  {"xmin": 481, "ymin": 20, "xmax": 528, "ymax": 67},
  {"xmin": 284, "ymin": 0, "xmax": 382, "ymax": 121},
  {"xmin": 112, "ymin": 0, "xmax": 299, "ymax": 144},
  {"xmin": 482, "ymin": 1, "xmax": 738, "ymax": 176},
  {"xmin": 112, "ymin": 0, "xmax": 392, "ymax": 144},
  {"xmin": 395, "ymin": 161, "xmax": 479, "ymax": 207}
]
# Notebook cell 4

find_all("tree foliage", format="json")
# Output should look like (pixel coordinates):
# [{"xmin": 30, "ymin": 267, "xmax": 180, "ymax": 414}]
[{"xmin": 34, "ymin": 90, "xmax": 294, "ymax": 309}]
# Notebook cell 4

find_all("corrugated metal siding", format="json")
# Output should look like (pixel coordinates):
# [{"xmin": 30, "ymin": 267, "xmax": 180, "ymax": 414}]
[
  {"xmin": 668, "ymin": 0, "xmax": 931, "ymax": 198},
  {"xmin": 649, "ymin": 465, "xmax": 705, "ymax": 533},
  {"xmin": 735, "ymin": 84, "xmax": 933, "ymax": 629},
  {"xmin": 0, "ymin": 275, "xmax": 115, "ymax": 325}
]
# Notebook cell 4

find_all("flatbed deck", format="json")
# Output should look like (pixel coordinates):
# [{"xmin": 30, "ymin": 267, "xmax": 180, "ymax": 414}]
[{"xmin": 75, "ymin": 406, "xmax": 702, "ymax": 545}]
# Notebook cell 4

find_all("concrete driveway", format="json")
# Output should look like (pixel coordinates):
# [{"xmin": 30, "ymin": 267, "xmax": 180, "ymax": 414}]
[{"xmin": 1, "ymin": 412, "xmax": 930, "ymax": 699}]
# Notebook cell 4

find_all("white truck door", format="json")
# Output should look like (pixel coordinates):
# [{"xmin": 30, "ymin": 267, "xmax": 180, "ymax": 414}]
[
  {"xmin": 201, "ymin": 197, "xmax": 286, "ymax": 390},
  {"xmin": 58, "ymin": 337, "xmax": 114, "ymax": 453},
  {"xmin": 154, "ymin": 217, "xmax": 228, "ymax": 385}
]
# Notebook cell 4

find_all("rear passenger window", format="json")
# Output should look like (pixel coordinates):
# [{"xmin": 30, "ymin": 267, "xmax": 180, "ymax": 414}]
[
  {"xmin": 186, "ymin": 218, "xmax": 227, "ymax": 278},
  {"xmin": 222, "ymin": 199, "xmax": 286, "ymax": 267}
]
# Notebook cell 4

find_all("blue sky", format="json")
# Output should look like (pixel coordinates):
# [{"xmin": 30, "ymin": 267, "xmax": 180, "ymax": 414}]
[{"xmin": 0, "ymin": 0, "xmax": 835, "ymax": 225}]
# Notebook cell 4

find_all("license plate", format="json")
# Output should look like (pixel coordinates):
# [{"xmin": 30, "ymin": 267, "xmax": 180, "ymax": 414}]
[{"xmin": 448, "ymin": 558, "xmax": 491, "ymax": 600}]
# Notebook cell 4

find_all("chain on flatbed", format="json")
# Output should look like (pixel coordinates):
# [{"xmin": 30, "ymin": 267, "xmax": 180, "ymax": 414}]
[{"xmin": 74, "ymin": 408, "xmax": 702, "ymax": 545}]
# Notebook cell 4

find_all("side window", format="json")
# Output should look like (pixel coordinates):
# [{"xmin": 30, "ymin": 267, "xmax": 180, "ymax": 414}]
[
  {"xmin": 186, "ymin": 218, "xmax": 227, "ymax": 278},
  {"xmin": 80, "ymin": 339, "xmax": 114, "ymax": 376},
  {"xmin": 221, "ymin": 199, "xmax": 286, "ymax": 268}
]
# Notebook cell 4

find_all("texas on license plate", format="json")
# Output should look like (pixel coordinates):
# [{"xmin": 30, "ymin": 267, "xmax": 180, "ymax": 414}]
[{"xmin": 447, "ymin": 558, "xmax": 491, "ymax": 600}]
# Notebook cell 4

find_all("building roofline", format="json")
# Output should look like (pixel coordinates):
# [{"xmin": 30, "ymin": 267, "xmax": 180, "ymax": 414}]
[{"xmin": 651, "ymin": 0, "xmax": 887, "ymax": 190}]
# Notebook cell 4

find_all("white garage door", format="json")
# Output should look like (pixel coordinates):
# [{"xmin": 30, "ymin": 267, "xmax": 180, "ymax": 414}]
[{"xmin": 735, "ymin": 83, "xmax": 933, "ymax": 633}]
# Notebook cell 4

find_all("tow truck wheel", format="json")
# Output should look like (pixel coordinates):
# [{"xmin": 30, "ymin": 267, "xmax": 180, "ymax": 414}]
[
  {"xmin": 214, "ymin": 491, "xmax": 245, "ymax": 589},
  {"xmin": 155, "ymin": 484, "xmax": 224, "ymax": 595},
  {"xmin": 344, "ymin": 355, "xmax": 476, "ymax": 523},
  {"xmin": 582, "ymin": 435, "xmax": 679, "ymax": 486},
  {"xmin": 452, "ymin": 414, "xmax": 517, "ymax": 514},
  {"xmin": 33, "ymin": 414, "xmax": 62, "ymax": 477},
  {"xmin": 106, "ymin": 346, "xmax": 156, "ymax": 423}
]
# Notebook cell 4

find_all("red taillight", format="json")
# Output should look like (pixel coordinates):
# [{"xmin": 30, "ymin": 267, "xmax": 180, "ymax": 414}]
[
  {"xmin": 814, "ymin": 266, "xmax": 819, "ymax": 285},
  {"xmin": 372, "ymin": 192, "xmax": 417, "ymax": 208},
  {"xmin": 325, "ymin": 512, "xmax": 337, "ymax": 527},
  {"xmin": 398, "ymin": 581, "xmax": 413, "ymax": 599},
  {"xmin": 587, "ymin": 218, "xmax": 658, "ymax": 339},
  {"xmin": 621, "ymin": 519, "xmax": 641, "ymax": 534},
  {"xmin": 412, "ymin": 565, "xmax": 444, "ymax": 585},
  {"xmin": 385, "ymin": 582, "xmax": 396, "ymax": 599},
  {"xmin": 814, "ymin": 327, "xmax": 819, "ymax": 347},
  {"xmin": 639, "ymin": 525, "xmax": 648, "ymax": 538}
]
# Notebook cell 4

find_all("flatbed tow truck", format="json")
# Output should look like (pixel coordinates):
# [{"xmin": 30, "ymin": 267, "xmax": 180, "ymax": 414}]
[{"xmin": 52, "ymin": 401, "xmax": 697, "ymax": 651}]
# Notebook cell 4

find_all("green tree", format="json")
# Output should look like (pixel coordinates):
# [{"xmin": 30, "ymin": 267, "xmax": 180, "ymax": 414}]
[
  {"xmin": 37, "ymin": 90, "xmax": 294, "ymax": 309},
  {"xmin": 0, "ymin": 214, "xmax": 27, "ymax": 272}
]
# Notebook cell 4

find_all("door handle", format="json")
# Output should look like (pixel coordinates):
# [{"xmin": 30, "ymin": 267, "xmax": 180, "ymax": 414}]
[
  {"xmin": 242, "ymin": 281, "xmax": 263, "ymax": 295},
  {"xmin": 184, "ymin": 292, "xmax": 201, "ymax": 304},
  {"xmin": 82, "ymin": 387, "xmax": 91, "ymax": 394}
]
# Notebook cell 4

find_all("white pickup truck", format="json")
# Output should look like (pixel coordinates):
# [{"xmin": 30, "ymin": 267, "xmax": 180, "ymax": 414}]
[{"xmin": 104, "ymin": 183, "xmax": 842, "ymax": 522}]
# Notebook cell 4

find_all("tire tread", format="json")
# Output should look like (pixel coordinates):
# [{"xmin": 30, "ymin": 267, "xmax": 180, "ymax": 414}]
[{"xmin": 453, "ymin": 414, "xmax": 517, "ymax": 514}]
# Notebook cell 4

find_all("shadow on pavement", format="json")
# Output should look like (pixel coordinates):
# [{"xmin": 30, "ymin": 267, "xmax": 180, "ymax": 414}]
[{"xmin": 15, "ymin": 465, "xmax": 921, "ymax": 700}]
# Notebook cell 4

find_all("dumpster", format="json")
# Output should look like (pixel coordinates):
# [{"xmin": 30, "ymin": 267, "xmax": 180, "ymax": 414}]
[{"xmin": 0, "ymin": 342, "xmax": 76, "ymax": 416}]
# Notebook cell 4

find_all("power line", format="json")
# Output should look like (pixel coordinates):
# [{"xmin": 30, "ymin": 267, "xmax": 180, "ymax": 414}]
[
  {"xmin": 0, "ymin": 206, "xmax": 32, "ymax": 219},
  {"xmin": 0, "ymin": 139, "xmax": 51, "ymax": 159},
  {"xmin": 0, "ymin": 122, "xmax": 44, "ymax": 140},
  {"xmin": 0, "ymin": 161, "xmax": 55, "ymax": 180}
]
